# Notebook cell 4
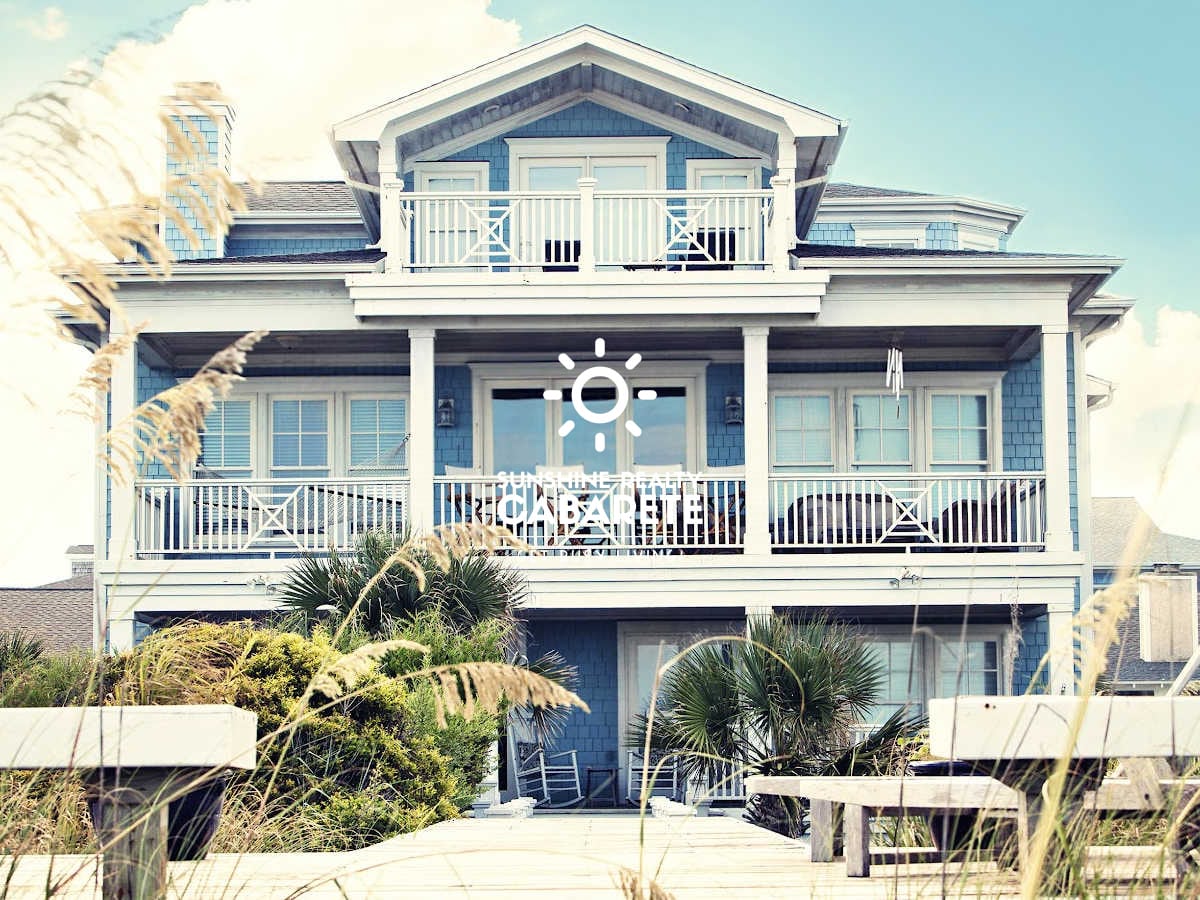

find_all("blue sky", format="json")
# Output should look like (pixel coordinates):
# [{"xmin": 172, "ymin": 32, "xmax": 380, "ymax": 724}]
[{"xmin": 3, "ymin": 0, "xmax": 1196, "ymax": 330}]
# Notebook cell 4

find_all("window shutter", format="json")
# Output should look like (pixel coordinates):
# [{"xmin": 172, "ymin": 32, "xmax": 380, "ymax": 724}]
[{"xmin": 1138, "ymin": 574, "xmax": 1198, "ymax": 662}]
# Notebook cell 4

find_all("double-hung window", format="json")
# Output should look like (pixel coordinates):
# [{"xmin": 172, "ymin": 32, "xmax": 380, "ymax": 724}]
[
  {"xmin": 349, "ymin": 398, "xmax": 408, "ymax": 476},
  {"xmin": 930, "ymin": 393, "xmax": 989, "ymax": 472},
  {"xmin": 851, "ymin": 393, "xmax": 912, "ymax": 472},
  {"xmin": 200, "ymin": 400, "xmax": 253, "ymax": 477},
  {"xmin": 772, "ymin": 394, "xmax": 834, "ymax": 473},
  {"xmin": 270, "ymin": 399, "xmax": 329, "ymax": 480}
]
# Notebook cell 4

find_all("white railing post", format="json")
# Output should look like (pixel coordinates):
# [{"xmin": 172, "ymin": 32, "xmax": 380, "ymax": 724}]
[
  {"xmin": 108, "ymin": 321, "xmax": 137, "ymax": 564},
  {"xmin": 380, "ymin": 175, "xmax": 409, "ymax": 273},
  {"xmin": 1040, "ymin": 325, "xmax": 1073, "ymax": 553},
  {"xmin": 577, "ymin": 177, "xmax": 597, "ymax": 273},
  {"xmin": 742, "ymin": 326, "xmax": 772, "ymax": 555},
  {"xmin": 408, "ymin": 329, "xmax": 436, "ymax": 532},
  {"xmin": 769, "ymin": 175, "xmax": 795, "ymax": 271}
]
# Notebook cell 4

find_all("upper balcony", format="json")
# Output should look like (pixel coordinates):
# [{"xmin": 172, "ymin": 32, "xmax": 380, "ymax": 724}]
[{"xmin": 392, "ymin": 182, "xmax": 782, "ymax": 274}]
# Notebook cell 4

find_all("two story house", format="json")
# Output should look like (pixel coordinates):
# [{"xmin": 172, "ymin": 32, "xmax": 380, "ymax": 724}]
[{"xmin": 79, "ymin": 27, "xmax": 1128, "ymax": 793}]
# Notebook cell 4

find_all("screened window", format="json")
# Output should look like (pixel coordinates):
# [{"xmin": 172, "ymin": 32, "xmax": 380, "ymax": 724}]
[
  {"xmin": 349, "ymin": 398, "xmax": 407, "ymax": 473},
  {"xmin": 200, "ymin": 400, "xmax": 252, "ymax": 477},
  {"xmin": 931, "ymin": 394, "xmax": 989, "ymax": 471},
  {"xmin": 938, "ymin": 639, "xmax": 1000, "ymax": 697},
  {"xmin": 271, "ymin": 399, "xmax": 329, "ymax": 479},
  {"xmin": 852, "ymin": 394, "xmax": 911, "ymax": 472},
  {"xmin": 633, "ymin": 386, "xmax": 687, "ymax": 467},
  {"xmin": 772, "ymin": 395, "xmax": 833, "ymax": 472}
]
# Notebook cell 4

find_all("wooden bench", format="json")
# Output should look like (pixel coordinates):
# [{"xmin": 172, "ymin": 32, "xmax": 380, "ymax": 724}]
[
  {"xmin": 0, "ymin": 705, "xmax": 256, "ymax": 899},
  {"xmin": 746, "ymin": 773, "xmax": 1200, "ymax": 878}
]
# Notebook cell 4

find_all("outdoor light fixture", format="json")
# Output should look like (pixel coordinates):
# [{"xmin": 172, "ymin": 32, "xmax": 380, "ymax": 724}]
[
  {"xmin": 436, "ymin": 397, "xmax": 456, "ymax": 428},
  {"xmin": 724, "ymin": 394, "xmax": 744, "ymax": 426}
]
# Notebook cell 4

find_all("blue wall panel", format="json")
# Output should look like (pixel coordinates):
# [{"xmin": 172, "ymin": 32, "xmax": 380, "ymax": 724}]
[
  {"xmin": 1002, "ymin": 354, "xmax": 1044, "ymax": 472},
  {"xmin": 526, "ymin": 619, "xmax": 619, "ymax": 775},
  {"xmin": 165, "ymin": 114, "xmax": 222, "ymax": 260},
  {"xmin": 1013, "ymin": 615, "xmax": 1049, "ymax": 693},
  {"xmin": 925, "ymin": 222, "xmax": 958, "ymax": 250},
  {"xmin": 227, "ymin": 237, "xmax": 367, "ymax": 257},
  {"xmin": 434, "ymin": 365, "xmax": 473, "ymax": 474},
  {"xmin": 706, "ymin": 364, "xmax": 744, "ymax": 467},
  {"xmin": 805, "ymin": 223, "xmax": 855, "ymax": 245}
]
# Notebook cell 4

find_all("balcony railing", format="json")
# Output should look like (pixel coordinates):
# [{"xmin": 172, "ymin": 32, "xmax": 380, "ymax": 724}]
[
  {"xmin": 435, "ymin": 472, "xmax": 746, "ymax": 555},
  {"xmin": 131, "ymin": 472, "xmax": 1046, "ymax": 559},
  {"xmin": 397, "ymin": 188, "xmax": 774, "ymax": 273},
  {"xmin": 135, "ymin": 477, "xmax": 409, "ymax": 557},
  {"xmin": 768, "ymin": 472, "xmax": 1046, "ymax": 550}
]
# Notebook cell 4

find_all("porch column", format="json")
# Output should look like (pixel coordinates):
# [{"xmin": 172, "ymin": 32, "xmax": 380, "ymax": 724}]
[
  {"xmin": 1047, "ymin": 604, "xmax": 1076, "ymax": 695},
  {"xmin": 769, "ymin": 175, "xmax": 796, "ymax": 271},
  {"xmin": 379, "ymin": 152, "xmax": 409, "ymax": 274},
  {"xmin": 408, "ymin": 328, "xmax": 436, "ymax": 532},
  {"xmin": 107, "ymin": 320, "xmax": 138, "ymax": 564},
  {"xmin": 1040, "ymin": 325, "xmax": 1073, "ymax": 553},
  {"xmin": 742, "ymin": 326, "xmax": 771, "ymax": 555}
]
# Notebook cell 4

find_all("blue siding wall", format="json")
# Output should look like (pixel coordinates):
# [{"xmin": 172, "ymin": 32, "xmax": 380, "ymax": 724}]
[
  {"xmin": 136, "ymin": 354, "xmax": 177, "ymax": 480},
  {"xmin": 925, "ymin": 222, "xmax": 958, "ymax": 250},
  {"xmin": 706, "ymin": 364, "xmax": 744, "ymax": 467},
  {"xmin": 1013, "ymin": 615, "xmax": 1049, "ymax": 693},
  {"xmin": 434, "ymin": 365, "xmax": 473, "ymax": 473},
  {"xmin": 526, "ymin": 619, "xmax": 619, "ymax": 774},
  {"xmin": 805, "ymin": 223, "xmax": 855, "ymax": 245},
  {"xmin": 1002, "ymin": 355, "xmax": 1043, "ymax": 472},
  {"xmin": 227, "ymin": 237, "xmax": 367, "ymax": 257},
  {"xmin": 409, "ymin": 100, "xmax": 740, "ymax": 192},
  {"xmin": 165, "ymin": 113, "xmax": 223, "ymax": 260}
]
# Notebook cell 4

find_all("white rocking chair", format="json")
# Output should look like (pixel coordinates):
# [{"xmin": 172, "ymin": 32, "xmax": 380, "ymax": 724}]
[
  {"xmin": 514, "ymin": 741, "xmax": 583, "ymax": 808},
  {"xmin": 627, "ymin": 749, "xmax": 681, "ymax": 805}
]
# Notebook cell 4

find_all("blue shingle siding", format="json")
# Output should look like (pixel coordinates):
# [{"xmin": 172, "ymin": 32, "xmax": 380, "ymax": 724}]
[
  {"xmin": 1002, "ymin": 355, "xmax": 1043, "ymax": 472},
  {"xmin": 805, "ymin": 223, "xmax": 855, "ymax": 245},
  {"xmin": 434, "ymin": 365, "xmax": 473, "ymax": 474},
  {"xmin": 1013, "ymin": 614, "xmax": 1049, "ymax": 693},
  {"xmin": 165, "ymin": 113, "xmax": 223, "ymax": 260},
  {"xmin": 706, "ymin": 364, "xmax": 745, "ymax": 467},
  {"xmin": 925, "ymin": 222, "xmax": 958, "ymax": 250},
  {"xmin": 136, "ymin": 354, "xmax": 177, "ymax": 480},
  {"xmin": 411, "ymin": 100, "xmax": 737, "ymax": 192},
  {"xmin": 526, "ymin": 619, "xmax": 619, "ymax": 774},
  {"xmin": 226, "ymin": 237, "xmax": 366, "ymax": 257}
]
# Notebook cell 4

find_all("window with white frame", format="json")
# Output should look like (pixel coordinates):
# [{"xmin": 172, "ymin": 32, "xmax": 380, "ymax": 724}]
[
  {"xmin": 200, "ymin": 400, "xmax": 253, "ymax": 477},
  {"xmin": 861, "ymin": 628, "xmax": 1007, "ymax": 727},
  {"xmin": 197, "ymin": 380, "xmax": 409, "ymax": 480},
  {"xmin": 412, "ymin": 162, "xmax": 489, "ymax": 267},
  {"xmin": 770, "ymin": 375, "xmax": 1001, "ymax": 474}
]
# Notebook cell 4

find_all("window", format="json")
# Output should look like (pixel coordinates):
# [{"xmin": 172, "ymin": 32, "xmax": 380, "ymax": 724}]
[
  {"xmin": 930, "ymin": 394, "xmax": 989, "ymax": 472},
  {"xmin": 200, "ymin": 400, "xmax": 252, "ymax": 477},
  {"xmin": 271, "ymin": 399, "xmax": 329, "ymax": 479},
  {"xmin": 852, "ymin": 393, "xmax": 911, "ymax": 472},
  {"xmin": 772, "ymin": 394, "xmax": 833, "ymax": 472},
  {"xmin": 864, "ymin": 638, "xmax": 924, "ymax": 725},
  {"xmin": 633, "ymin": 386, "xmax": 688, "ymax": 468},
  {"xmin": 938, "ymin": 639, "xmax": 1001, "ymax": 696},
  {"xmin": 349, "ymin": 398, "xmax": 407, "ymax": 474},
  {"xmin": 413, "ymin": 163, "xmax": 489, "ymax": 268}
]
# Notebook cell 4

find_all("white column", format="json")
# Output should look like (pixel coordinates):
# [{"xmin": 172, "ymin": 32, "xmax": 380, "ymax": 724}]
[
  {"xmin": 1041, "ymin": 324, "xmax": 1073, "ymax": 553},
  {"xmin": 408, "ymin": 328, "xmax": 436, "ymax": 533},
  {"xmin": 769, "ymin": 175, "xmax": 795, "ymax": 271},
  {"xmin": 379, "ymin": 153, "xmax": 409, "ymax": 274},
  {"xmin": 742, "ymin": 326, "xmax": 771, "ymax": 555},
  {"xmin": 577, "ymin": 176, "xmax": 597, "ymax": 273},
  {"xmin": 107, "ymin": 320, "xmax": 138, "ymax": 564},
  {"xmin": 1047, "ymin": 604, "xmax": 1076, "ymax": 696}
]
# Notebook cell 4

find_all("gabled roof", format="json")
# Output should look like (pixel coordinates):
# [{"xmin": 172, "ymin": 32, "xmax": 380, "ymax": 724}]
[
  {"xmin": 238, "ymin": 181, "xmax": 358, "ymax": 216},
  {"xmin": 1093, "ymin": 497, "xmax": 1200, "ymax": 570},
  {"xmin": 332, "ymin": 25, "xmax": 847, "ymax": 241},
  {"xmin": 823, "ymin": 183, "xmax": 930, "ymax": 199}
]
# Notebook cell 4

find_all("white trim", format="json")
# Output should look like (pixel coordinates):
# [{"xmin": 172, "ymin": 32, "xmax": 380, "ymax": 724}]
[
  {"xmin": 685, "ymin": 158, "xmax": 763, "ymax": 190},
  {"xmin": 506, "ymin": 137, "xmax": 669, "ymax": 192},
  {"xmin": 853, "ymin": 223, "xmax": 927, "ymax": 250},
  {"xmin": 413, "ymin": 160, "xmax": 491, "ymax": 190}
]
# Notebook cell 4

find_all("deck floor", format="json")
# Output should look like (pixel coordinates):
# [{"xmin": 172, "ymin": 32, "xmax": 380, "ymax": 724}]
[{"xmin": 2, "ymin": 813, "xmax": 1184, "ymax": 899}]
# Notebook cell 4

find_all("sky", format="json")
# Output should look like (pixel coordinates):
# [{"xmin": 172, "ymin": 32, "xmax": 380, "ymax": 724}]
[{"xmin": 0, "ymin": 0, "xmax": 1196, "ymax": 584}]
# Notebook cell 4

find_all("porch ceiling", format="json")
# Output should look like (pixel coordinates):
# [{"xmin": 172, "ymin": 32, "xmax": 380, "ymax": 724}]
[{"xmin": 149, "ymin": 324, "xmax": 1029, "ymax": 370}]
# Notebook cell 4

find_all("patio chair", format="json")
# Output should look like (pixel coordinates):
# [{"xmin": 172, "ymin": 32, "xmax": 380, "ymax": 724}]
[
  {"xmin": 937, "ymin": 478, "xmax": 1044, "ymax": 549},
  {"xmin": 513, "ymin": 741, "xmax": 583, "ymax": 808},
  {"xmin": 627, "ymin": 749, "xmax": 681, "ymax": 805}
]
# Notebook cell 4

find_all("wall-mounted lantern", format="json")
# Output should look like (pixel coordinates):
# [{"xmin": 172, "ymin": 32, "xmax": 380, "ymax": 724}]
[
  {"xmin": 724, "ymin": 394, "xmax": 744, "ymax": 426},
  {"xmin": 436, "ymin": 397, "xmax": 456, "ymax": 428}
]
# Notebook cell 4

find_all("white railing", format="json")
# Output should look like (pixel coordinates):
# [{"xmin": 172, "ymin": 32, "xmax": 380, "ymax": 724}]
[
  {"xmin": 399, "ymin": 188, "xmax": 773, "ymax": 271},
  {"xmin": 135, "ymin": 477, "xmax": 409, "ymax": 557},
  {"xmin": 768, "ymin": 472, "xmax": 1046, "ymax": 550},
  {"xmin": 435, "ymin": 472, "xmax": 745, "ymax": 555}
]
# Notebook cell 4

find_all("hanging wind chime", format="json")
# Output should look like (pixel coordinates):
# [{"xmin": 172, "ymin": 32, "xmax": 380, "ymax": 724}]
[{"xmin": 885, "ymin": 346, "xmax": 904, "ymax": 400}]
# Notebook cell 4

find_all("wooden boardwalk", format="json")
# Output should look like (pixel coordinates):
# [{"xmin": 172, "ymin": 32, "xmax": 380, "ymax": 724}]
[{"xmin": 1, "ymin": 813, "xmax": 1184, "ymax": 898}]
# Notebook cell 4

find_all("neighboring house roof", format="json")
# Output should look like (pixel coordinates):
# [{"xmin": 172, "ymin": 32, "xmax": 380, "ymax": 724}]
[
  {"xmin": 792, "ymin": 243, "xmax": 1108, "ymax": 260},
  {"xmin": 1093, "ymin": 497, "xmax": 1200, "ymax": 689},
  {"xmin": 0, "ymin": 581, "xmax": 92, "ymax": 653},
  {"xmin": 822, "ymin": 183, "xmax": 929, "ymax": 199},
  {"xmin": 173, "ymin": 249, "xmax": 385, "ymax": 266},
  {"xmin": 66, "ymin": 544, "xmax": 93, "ymax": 555},
  {"xmin": 238, "ymin": 181, "xmax": 359, "ymax": 215},
  {"xmin": 1092, "ymin": 497, "xmax": 1200, "ymax": 570}
]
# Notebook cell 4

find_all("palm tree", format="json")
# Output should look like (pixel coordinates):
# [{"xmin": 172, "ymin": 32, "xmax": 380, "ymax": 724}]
[
  {"xmin": 278, "ymin": 529, "xmax": 526, "ymax": 636},
  {"xmin": 630, "ymin": 615, "xmax": 923, "ymax": 837}
]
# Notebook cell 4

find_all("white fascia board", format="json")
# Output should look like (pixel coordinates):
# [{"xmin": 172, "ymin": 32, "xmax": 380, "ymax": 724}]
[
  {"xmin": 106, "ymin": 263, "xmax": 382, "ymax": 282},
  {"xmin": 338, "ymin": 25, "xmax": 841, "ymax": 143},
  {"xmin": 817, "ymin": 195, "xmax": 1026, "ymax": 232},
  {"xmin": 233, "ymin": 211, "xmax": 363, "ymax": 225},
  {"xmin": 797, "ymin": 255, "xmax": 1122, "ymax": 276}
]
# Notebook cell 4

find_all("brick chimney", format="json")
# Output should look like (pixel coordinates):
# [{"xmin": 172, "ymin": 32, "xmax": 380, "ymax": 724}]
[{"xmin": 163, "ymin": 82, "xmax": 235, "ymax": 260}]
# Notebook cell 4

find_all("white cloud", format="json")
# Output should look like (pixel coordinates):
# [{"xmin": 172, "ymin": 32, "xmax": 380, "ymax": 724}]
[
  {"xmin": 1088, "ymin": 307, "xmax": 1200, "ymax": 540},
  {"xmin": 20, "ymin": 6, "xmax": 69, "ymax": 41}
]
